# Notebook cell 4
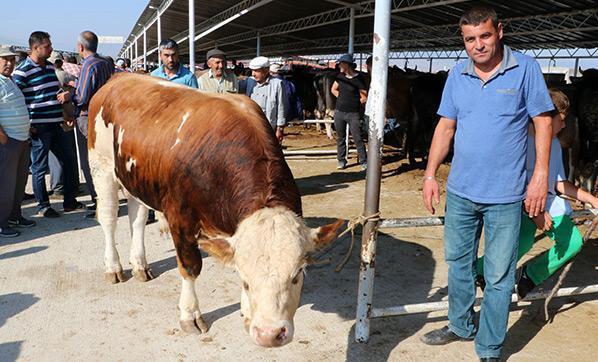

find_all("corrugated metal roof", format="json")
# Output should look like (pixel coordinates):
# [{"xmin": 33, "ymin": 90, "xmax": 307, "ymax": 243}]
[{"xmin": 120, "ymin": 0, "xmax": 598, "ymax": 63}]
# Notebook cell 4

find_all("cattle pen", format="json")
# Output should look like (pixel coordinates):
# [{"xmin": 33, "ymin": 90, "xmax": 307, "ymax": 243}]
[{"xmin": 3, "ymin": 1, "xmax": 598, "ymax": 361}]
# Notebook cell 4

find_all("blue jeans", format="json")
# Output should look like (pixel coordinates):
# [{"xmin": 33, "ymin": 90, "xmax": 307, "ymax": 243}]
[
  {"xmin": 30, "ymin": 123, "xmax": 78, "ymax": 211},
  {"xmin": 444, "ymin": 191, "xmax": 521, "ymax": 359}
]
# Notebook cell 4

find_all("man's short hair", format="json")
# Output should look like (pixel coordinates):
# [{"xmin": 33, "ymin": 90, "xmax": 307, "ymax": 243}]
[
  {"xmin": 29, "ymin": 31, "xmax": 51, "ymax": 47},
  {"xmin": 159, "ymin": 39, "xmax": 178, "ymax": 53},
  {"xmin": 549, "ymin": 88, "xmax": 570, "ymax": 116},
  {"xmin": 78, "ymin": 31, "xmax": 99, "ymax": 53},
  {"xmin": 459, "ymin": 6, "xmax": 499, "ymax": 29}
]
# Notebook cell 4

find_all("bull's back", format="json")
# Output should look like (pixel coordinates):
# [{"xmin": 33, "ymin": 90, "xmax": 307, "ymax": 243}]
[{"xmin": 88, "ymin": 73, "xmax": 302, "ymax": 235}]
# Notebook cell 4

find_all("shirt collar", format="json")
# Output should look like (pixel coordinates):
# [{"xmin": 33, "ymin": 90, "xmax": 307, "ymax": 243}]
[
  {"xmin": 160, "ymin": 64, "xmax": 183, "ymax": 78},
  {"xmin": 462, "ymin": 44, "xmax": 518, "ymax": 77},
  {"xmin": 256, "ymin": 76, "xmax": 271, "ymax": 86}
]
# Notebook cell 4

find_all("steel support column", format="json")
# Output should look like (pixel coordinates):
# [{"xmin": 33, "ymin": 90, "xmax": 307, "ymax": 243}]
[
  {"xmin": 157, "ymin": 10, "xmax": 162, "ymax": 66},
  {"xmin": 355, "ymin": 0, "xmax": 391, "ymax": 343},
  {"xmin": 143, "ymin": 26, "xmax": 147, "ymax": 70},
  {"xmin": 256, "ymin": 32, "xmax": 261, "ymax": 56},
  {"xmin": 348, "ymin": 7, "xmax": 355, "ymax": 54},
  {"xmin": 188, "ymin": 0, "xmax": 195, "ymax": 71}
]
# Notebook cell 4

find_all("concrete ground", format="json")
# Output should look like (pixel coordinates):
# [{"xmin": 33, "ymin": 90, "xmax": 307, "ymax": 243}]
[{"xmin": 1, "ymin": 130, "xmax": 597, "ymax": 361}]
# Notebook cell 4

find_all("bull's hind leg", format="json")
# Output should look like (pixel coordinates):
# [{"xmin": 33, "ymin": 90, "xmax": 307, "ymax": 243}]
[
  {"xmin": 126, "ymin": 197, "xmax": 153, "ymax": 282},
  {"xmin": 170, "ymin": 224, "xmax": 208, "ymax": 334},
  {"xmin": 90, "ymin": 155, "xmax": 124, "ymax": 284}
]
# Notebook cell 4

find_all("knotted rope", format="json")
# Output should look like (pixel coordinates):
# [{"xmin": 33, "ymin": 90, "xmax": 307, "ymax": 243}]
[{"xmin": 334, "ymin": 212, "xmax": 381, "ymax": 272}]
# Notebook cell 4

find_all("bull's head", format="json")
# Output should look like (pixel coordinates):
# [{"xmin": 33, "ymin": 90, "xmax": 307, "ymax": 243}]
[{"xmin": 199, "ymin": 207, "xmax": 343, "ymax": 347}]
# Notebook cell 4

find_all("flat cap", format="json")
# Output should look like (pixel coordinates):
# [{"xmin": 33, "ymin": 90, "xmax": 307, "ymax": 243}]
[
  {"xmin": 249, "ymin": 56, "xmax": 270, "ymax": 70},
  {"xmin": 206, "ymin": 48, "xmax": 226, "ymax": 60},
  {"xmin": 0, "ymin": 45, "xmax": 17, "ymax": 57}
]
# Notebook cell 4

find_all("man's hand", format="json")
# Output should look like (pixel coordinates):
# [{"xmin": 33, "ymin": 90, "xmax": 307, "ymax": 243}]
[
  {"xmin": 531, "ymin": 211, "xmax": 552, "ymax": 231},
  {"xmin": 525, "ymin": 172, "xmax": 548, "ymax": 217},
  {"xmin": 422, "ymin": 177, "xmax": 440, "ymax": 214},
  {"xmin": 0, "ymin": 130, "xmax": 7, "ymax": 145},
  {"xmin": 57, "ymin": 91, "xmax": 70, "ymax": 104},
  {"xmin": 276, "ymin": 126, "xmax": 284, "ymax": 143}
]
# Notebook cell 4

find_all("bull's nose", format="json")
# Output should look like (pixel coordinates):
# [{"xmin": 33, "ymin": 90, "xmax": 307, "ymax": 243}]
[{"xmin": 253, "ymin": 326, "xmax": 289, "ymax": 347}]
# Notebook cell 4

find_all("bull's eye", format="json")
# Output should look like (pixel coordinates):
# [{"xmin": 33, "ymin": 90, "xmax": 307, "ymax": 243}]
[
  {"xmin": 291, "ymin": 269, "xmax": 303, "ymax": 285},
  {"xmin": 243, "ymin": 281, "xmax": 249, "ymax": 290}
]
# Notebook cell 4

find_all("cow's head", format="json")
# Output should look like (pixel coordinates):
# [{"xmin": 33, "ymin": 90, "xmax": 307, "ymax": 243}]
[{"xmin": 199, "ymin": 207, "xmax": 343, "ymax": 347}]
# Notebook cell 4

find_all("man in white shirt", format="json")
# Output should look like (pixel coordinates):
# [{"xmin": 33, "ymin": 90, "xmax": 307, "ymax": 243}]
[
  {"xmin": 0, "ymin": 46, "xmax": 36, "ymax": 237},
  {"xmin": 248, "ymin": 56, "xmax": 286, "ymax": 142}
]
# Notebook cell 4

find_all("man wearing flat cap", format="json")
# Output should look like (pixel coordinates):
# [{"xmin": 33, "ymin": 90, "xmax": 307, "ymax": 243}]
[
  {"xmin": 197, "ymin": 48, "xmax": 237, "ymax": 93},
  {"xmin": 248, "ymin": 56, "xmax": 286, "ymax": 142}
]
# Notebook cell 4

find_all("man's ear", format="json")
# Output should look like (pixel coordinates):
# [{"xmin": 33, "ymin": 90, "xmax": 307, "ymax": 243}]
[
  {"xmin": 310, "ymin": 219, "xmax": 345, "ymax": 250},
  {"xmin": 198, "ymin": 238, "xmax": 235, "ymax": 266}
]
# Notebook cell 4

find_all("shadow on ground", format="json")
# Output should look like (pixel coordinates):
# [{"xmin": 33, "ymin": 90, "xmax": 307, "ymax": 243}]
[{"xmin": 0, "ymin": 292, "xmax": 39, "ymax": 362}]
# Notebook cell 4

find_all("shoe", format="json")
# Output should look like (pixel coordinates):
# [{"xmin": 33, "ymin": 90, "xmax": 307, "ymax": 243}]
[
  {"xmin": 475, "ymin": 274, "xmax": 486, "ymax": 292},
  {"xmin": 337, "ymin": 161, "xmax": 347, "ymax": 170},
  {"xmin": 0, "ymin": 226, "xmax": 20, "ymax": 238},
  {"xmin": 8, "ymin": 217, "xmax": 36, "ymax": 228},
  {"xmin": 86, "ymin": 202, "xmax": 97, "ymax": 211},
  {"xmin": 63, "ymin": 202, "xmax": 86, "ymax": 212},
  {"xmin": 23, "ymin": 192, "xmax": 35, "ymax": 200},
  {"xmin": 360, "ymin": 163, "xmax": 367, "ymax": 171},
  {"xmin": 480, "ymin": 358, "xmax": 500, "ymax": 362},
  {"xmin": 420, "ymin": 326, "xmax": 474, "ymax": 346},
  {"xmin": 516, "ymin": 267, "xmax": 536, "ymax": 299},
  {"xmin": 39, "ymin": 207, "xmax": 60, "ymax": 218}
]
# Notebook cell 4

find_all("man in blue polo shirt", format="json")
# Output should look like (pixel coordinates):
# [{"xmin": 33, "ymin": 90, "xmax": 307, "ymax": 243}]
[
  {"xmin": 420, "ymin": 7, "xmax": 553, "ymax": 361},
  {"xmin": 150, "ymin": 39, "xmax": 198, "ymax": 88}
]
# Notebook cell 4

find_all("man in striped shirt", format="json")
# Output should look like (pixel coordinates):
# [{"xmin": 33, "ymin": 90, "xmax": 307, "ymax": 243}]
[
  {"xmin": 12, "ymin": 31, "xmax": 83, "ymax": 218},
  {"xmin": 73, "ymin": 30, "xmax": 114, "ymax": 215}
]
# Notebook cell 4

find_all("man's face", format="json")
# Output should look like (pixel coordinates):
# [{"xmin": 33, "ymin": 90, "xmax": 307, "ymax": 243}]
[
  {"xmin": 160, "ymin": 48, "xmax": 179, "ymax": 71},
  {"xmin": 252, "ymin": 68, "xmax": 269, "ymax": 83},
  {"xmin": 32, "ymin": 38, "xmax": 53, "ymax": 60},
  {"xmin": 461, "ymin": 19, "xmax": 503, "ymax": 68},
  {"xmin": 0, "ymin": 56, "xmax": 16, "ymax": 77},
  {"xmin": 208, "ymin": 57, "xmax": 225, "ymax": 77}
]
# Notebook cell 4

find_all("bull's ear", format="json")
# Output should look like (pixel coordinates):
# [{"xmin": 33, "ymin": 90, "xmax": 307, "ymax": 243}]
[
  {"xmin": 199, "ymin": 238, "xmax": 235, "ymax": 265},
  {"xmin": 310, "ymin": 219, "xmax": 345, "ymax": 250}
]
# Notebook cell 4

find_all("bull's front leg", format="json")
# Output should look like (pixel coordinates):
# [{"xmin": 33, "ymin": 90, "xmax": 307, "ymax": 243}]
[
  {"xmin": 90, "ymin": 153, "xmax": 125, "ymax": 284},
  {"xmin": 126, "ymin": 197, "xmax": 153, "ymax": 282},
  {"xmin": 171, "ymin": 225, "xmax": 209, "ymax": 334}
]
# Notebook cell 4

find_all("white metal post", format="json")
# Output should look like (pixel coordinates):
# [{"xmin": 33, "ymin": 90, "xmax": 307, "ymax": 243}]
[
  {"xmin": 574, "ymin": 57, "xmax": 580, "ymax": 77},
  {"xmin": 256, "ymin": 32, "xmax": 261, "ymax": 56},
  {"xmin": 355, "ymin": 0, "xmax": 391, "ymax": 343},
  {"xmin": 143, "ymin": 26, "xmax": 147, "ymax": 70},
  {"xmin": 348, "ymin": 6, "xmax": 355, "ymax": 54},
  {"xmin": 157, "ymin": 10, "xmax": 162, "ymax": 66},
  {"xmin": 188, "ymin": 0, "xmax": 195, "ymax": 72},
  {"xmin": 134, "ymin": 38, "xmax": 138, "ymax": 69}
]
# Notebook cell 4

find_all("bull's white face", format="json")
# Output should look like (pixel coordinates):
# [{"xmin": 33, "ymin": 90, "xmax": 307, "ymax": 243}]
[{"xmin": 199, "ymin": 207, "xmax": 342, "ymax": 347}]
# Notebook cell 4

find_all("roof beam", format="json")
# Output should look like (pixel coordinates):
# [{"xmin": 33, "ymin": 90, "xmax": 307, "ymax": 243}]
[{"xmin": 197, "ymin": 0, "xmax": 472, "ymax": 50}]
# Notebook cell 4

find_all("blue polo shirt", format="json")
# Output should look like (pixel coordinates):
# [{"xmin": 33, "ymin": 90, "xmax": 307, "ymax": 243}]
[
  {"xmin": 438, "ymin": 45, "xmax": 554, "ymax": 204},
  {"xmin": 150, "ymin": 64, "xmax": 198, "ymax": 88}
]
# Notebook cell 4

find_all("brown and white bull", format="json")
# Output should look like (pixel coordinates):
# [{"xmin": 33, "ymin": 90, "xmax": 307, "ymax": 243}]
[{"xmin": 87, "ymin": 73, "xmax": 342, "ymax": 347}]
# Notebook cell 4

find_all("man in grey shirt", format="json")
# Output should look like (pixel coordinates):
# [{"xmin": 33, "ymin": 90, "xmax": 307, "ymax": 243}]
[{"xmin": 248, "ymin": 56, "xmax": 286, "ymax": 142}]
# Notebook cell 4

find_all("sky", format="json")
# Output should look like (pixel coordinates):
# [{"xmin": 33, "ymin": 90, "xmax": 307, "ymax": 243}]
[{"xmin": 0, "ymin": 0, "xmax": 148, "ymax": 57}]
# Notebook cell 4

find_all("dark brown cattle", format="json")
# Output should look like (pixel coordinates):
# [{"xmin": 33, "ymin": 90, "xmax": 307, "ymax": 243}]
[{"xmin": 87, "ymin": 73, "xmax": 341, "ymax": 347}]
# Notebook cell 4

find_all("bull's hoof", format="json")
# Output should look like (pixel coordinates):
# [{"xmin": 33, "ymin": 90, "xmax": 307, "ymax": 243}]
[
  {"xmin": 132, "ymin": 268, "xmax": 154, "ymax": 282},
  {"xmin": 180, "ymin": 316, "xmax": 209, "ymax": 335},
  {"xmin": 105, "ymin": 271, "xmax": 126, "ymax": 284}
]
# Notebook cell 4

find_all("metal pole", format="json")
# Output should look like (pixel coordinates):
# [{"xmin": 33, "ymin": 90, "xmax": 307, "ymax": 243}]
[
  {"xmin": 256, "ymin": 32, "xmax": 261, "ymax": 56},
  {"xmin": 370, "ymin": 284, "xmax": 598, "ymax": 318},
  {"xmin": 574, "ymin": 57, "xmax": 580, "ymax": 77},
  {"xmin": 134, "ymin": 38, "xmax": 138, "ymax": 69},
  {"xmin": 143, "ymin": 26, "xmax": 147, "ymax": 70},
  {"xmin": 428, "ymin": 58, "xmax": 433, "ymax": 73},
  {"xmin": 157, "ymin": 10, "xmax": 162, "ymax": 66},
  {"xmin": 348, "ymin": 7, "xmax": 355, "ymax": 54},
  {"xmin": 355, "ymin": 0, "xmax": 391, "ymax": 344},
  {"xmin": 188, "ymin": 0, "xmax": 195, "ymax": 72}
]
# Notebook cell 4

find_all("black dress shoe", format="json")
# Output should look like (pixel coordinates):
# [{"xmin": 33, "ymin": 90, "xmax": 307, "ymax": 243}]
[
  {"xmin": 420, "ymin": 326, "xmax": 474, "ymax": 345},
  {"xmin": 480, "ymin": 358, "xmax": 500, "ymax": 362}
]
